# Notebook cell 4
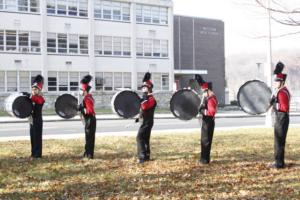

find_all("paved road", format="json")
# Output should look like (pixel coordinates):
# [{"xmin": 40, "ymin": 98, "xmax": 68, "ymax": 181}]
[{"xmin": 1, "ymin": 116, "xmax": 300, "ymax": 138}]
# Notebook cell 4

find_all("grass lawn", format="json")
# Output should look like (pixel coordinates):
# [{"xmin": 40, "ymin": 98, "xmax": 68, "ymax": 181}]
[{"xmin": 0, "ymin": 128, "xmax": 300, "ymax": 199}]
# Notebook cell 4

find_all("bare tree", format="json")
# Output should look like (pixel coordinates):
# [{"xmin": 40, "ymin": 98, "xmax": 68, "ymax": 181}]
[{"xmin": 254, "ymin": 0, "xmax": 300, "ymax": 26}]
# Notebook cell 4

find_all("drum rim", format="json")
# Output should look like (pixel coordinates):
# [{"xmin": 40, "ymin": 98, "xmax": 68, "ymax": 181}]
[
  {"xmin": 111, "ymin": 89, "xmax": 141, "ymax": 118},
  {"xmin": 170, "ymin": 88, "xmax": 201, "ymax": 121},
  {"xmin": 237, "ymin": 79, "xmax": 272, "ymax": 115},
  {"xmin": 55, "ymin": 93, "xmax": 78, "ymax": 119}
]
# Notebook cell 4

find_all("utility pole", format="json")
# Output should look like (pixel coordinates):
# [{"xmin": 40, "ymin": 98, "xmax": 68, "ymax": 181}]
[{"xmin": 265, "ymin": 0, "xmax": 273, "ymax": 127}]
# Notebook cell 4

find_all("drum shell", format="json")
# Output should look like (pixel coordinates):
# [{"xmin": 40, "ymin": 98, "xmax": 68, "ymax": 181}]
[
  {"xmin": 111, "ymin": 90, "xmax": 141, "ymax": 119},
  {"xmin": 237, "ymin": 80, "xmax": 272, "ymax": 115},
  {"xmin": 55, "ymin": 94, "xmax": 78, "ymax": 119},
  {"xmin": 170, "ymin": 89, "xmax": 201, "ymax": 121},
  {"xmin": 4, "ymin": 93, "xmax": 33, "ymax": 118}
]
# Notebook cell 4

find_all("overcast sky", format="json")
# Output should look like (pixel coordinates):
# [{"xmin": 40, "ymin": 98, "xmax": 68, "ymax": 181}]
[{"xmin": 172, "ymin": 0, "xmax": 300, "ymax": 56}]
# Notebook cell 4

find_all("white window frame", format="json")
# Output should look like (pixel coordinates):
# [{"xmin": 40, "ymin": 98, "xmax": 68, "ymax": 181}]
[
  {"xmin": 94, "ymin": 0, "xmax": 130, "ymax": 22},
  {"xmin": 136, "ymin": 4, "xmax": 168, "ymax": 25}
]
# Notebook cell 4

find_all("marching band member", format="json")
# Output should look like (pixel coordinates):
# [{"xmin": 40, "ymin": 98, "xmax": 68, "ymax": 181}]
[
  {"xmin": 196, "ymin": 75, "xmax": 218, "ymax": 164},
  {"xmin": 26, "ymin": 75, "xmax": 45, "ymax": 159},
  {"xmin": 78, "ymin": 75, "xmax": 97, "ymax": 159},
  {"xmin": 136, "ymin": 72, "xmax": 157, "ymax": 164},
  {"xmin": 270, "ymin": 62, "xmax": 291, "ymax": 169}
]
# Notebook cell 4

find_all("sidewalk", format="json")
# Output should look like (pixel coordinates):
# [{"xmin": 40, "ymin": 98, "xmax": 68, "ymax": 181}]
[{"xmin": 1, "ymin": 111, "xmax": 300, "ymax": 124}]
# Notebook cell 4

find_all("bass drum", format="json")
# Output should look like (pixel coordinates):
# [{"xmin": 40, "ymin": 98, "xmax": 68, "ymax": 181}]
[
  {"xmin": 170, "ymin": 89, "xmax": 201, "ymax": 121},
  {"xmin": 55, "ymin": 94, "xmax": 78, "ymax": 119},
  {"xmin": 5, "ymin": 93, "xmax": 33, "ymax": 118},
  {"xmin": 111, "ymin": 90, "xmax": 141, "ymax": 119},
  {"xmin": 237, "ymin": 80, "xmax": 272, "ymax": 115}
]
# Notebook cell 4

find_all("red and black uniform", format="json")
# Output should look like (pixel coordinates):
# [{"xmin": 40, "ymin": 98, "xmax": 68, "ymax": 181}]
[
  {"xmin": 272, "ymin": 86, "xmax": 290, "ymax": 168},
  {"xmin": 80, "ymin": 94, "xmax": 96, "ymax": 158},
  {"xmin": 199, "ymin": 94, "xmax": 218, "ymax": 164},
  {"xmin": 137, "ymin": 94, "xmax": 157, "ymax": 161},
  {"xmin": 30, "ymin": 95, "xmax": 45, "ymax": 158}
]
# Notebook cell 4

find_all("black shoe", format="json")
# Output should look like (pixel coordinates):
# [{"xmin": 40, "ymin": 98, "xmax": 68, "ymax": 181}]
[
  {"xmin": 138, "ymin": 159, "xmax": 145, "ymax": 164},
  {"xmin": 268, "ymin": 162, "xmax": 284, "ymax": 169},
  {"xmin": 145, "ymin": 155, "xmax": 150, "ymax": 161},
  {"xmin": 199, "ymin": 159, "xmax": 209, "ymax": 165}
]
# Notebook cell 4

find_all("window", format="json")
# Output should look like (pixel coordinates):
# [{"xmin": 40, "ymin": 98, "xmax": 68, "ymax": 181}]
[
  {"xmin": 160, "ymin": 7, "xmax": 168, "ymax": 25},
  {"xmin": 79, "ymin": 0, "xmax": 88, "ymax": 17},
  {"xmin": 102, "ymin": 1, "xmax": 112, "ymax": 19},
  {"xmin": 123, "ymin": 37, "xmax": 130, "ymax": 56},
  {"xmin": 47, "ymin": 33, "xmax": 88, "ymax": 55},
  {"xmin": 70, "ymin": 72, "xmax": 79, "ymax": 91},
  {"xmin": 136, "ymin": 4, "xmax": 168, "ymax": 25},
  {"xmin": 18, "ymin": 31, "xmax": 29, "ymax": 52},
  {"xmin": 7, "ymin": 71, "xmax": 17, "ymax": 92},
  {"xmin": 103, "ymin": 36, "xmax": 112, "ymax": 55},
  {"xmin": 112, "ymin": 2, "xmax": 121, "ymax": 20},
  {"xmin": 123, "ymin": 72, "xmax": 131, "ymax": 88},
  {"xmin": 136, "ymin": 39, "xmax": 143, "ymax": 56},
  {"xmin": 136, "ymin": 38, "xmax": 168, "ymax": 58},
  {"xmin": 94, "ymin": 0, "xmax": 102, "ymax": 18},
  {"xmin": 114, "ymin": 72, "xmax": 122, "ymax": 90},
  {"xmin": 47, "ymin": 33, "xmax": 56, "ymax": 53},
  {"xmin": 95, "ymin": 72, "xmax": 104, "ymax": 91},
  {"xmin": 137, "ymin": 73, "xmax": 144, "ymax": 90},
  {"xmin": 113, "ymin": 37, "xmax": 122, "ymax": 56},
  {"xmin": 79, "ymin": 35, "xmax": 88, "ymax": 54},
  {"xmin": 57, "ymin": 0, "xmax": 67, "ymax": 15},
  {"xmin": 69, "ymin": 34, "xmax": 78, "ymax": 54},
  {"xmin": 0, "ymin": 71, "xmax": 5, "ymax": 92},
  {"xmin": 6, "ymin": 30, "xmax": 17, "ymax": 51},
  {"xmin": 153, "ymin": 73, "xmax": 161, "ymax": 91},
  {"xmin": 0, "ymin": 0, "xmax": 3, "ymax": 10},
  {"xmin": 161, "ymin": 40, "xmax": 168, "ymax": 57},
  {"xmin": 48, "ymin": 72, "xmax": 57, "ymax": 91},
  {"xmin": 57, "ymin": 33, "xmax": 67, "ymax": 53},
  {"xmin": 18, "ymin": 0, "xmax": 28, "ymax": 12},
  {"xmin": 95, "ymin": 36, "xmax": 102, "ymax": 55},
  {"xmin": 103, "ymin": 72, "xmax": 113, "ymax": 91},
  {"xmin": 68, "ymin": 0, "xmax": 77, "ymax": 16},
  {"xmin": 153, "ymin": 39, "xmax": 160, "ymax": 57},
  {"xmin": 136, "ymin": 4, "xmax": 142, "ymax": 22},
  {"xmin": 6, "ymin": 0, "xmax": 17, "ymax": 11},
  {"xmin": 94, "ymin": 1, "xmax": 130, "ymax": 22},
  {"xmin": 144, "ymin": 39, "xmax": 152, "ymax": 57},
  {"xmin": 19, "ymin": 71, "xmax": 30, "ymax": 92},
  {"xmin": 30, "ymin": 0, "xmax": 39, "ymax": 12},
  {"xmin": 162, "ymin": 74, "xmax": 169, "ymax": 90},
  {"xmin": 59, "ymin": 72, "xmax": 68, "ymax": 91},
  {"xmin": 152, "ymin": 7, "xmax": 160, "ymax": 24},
  {"xmin": 122, "ymin": 3, "xmax": 130, "ymax": 21},
  {"xmin": 47, "ymin": 0, "xmax": 56, "ymax": 14},
  {"xmin": 30, "ymin": 32, "xmax": 40, "ymax": 52},
  {"xmin": 143, "ymin": 6, "xmax": 151, "ymax": 23},
  {"xmin": 0, "ymin": 30, "xmax": 4, "ymax": 51}
]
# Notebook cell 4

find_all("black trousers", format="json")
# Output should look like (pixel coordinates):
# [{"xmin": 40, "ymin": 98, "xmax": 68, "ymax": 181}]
[
  {"xmin": 84, "ymin": 116, "xmax": 97, "ymax": 158},
  {"xmin": 137, "ymin": 120, "xmax": 153, "ymax": 160},
  {"xmin": 30, "ymin": 118, "xmax": 43, "ymax": 158},
  {"xmin": 200, "ymin": 116, "xmax": 215, "ymax": 163},
  {"xmin": 274, "ymin": 112, "xmax": 289, "ymax": 167}
]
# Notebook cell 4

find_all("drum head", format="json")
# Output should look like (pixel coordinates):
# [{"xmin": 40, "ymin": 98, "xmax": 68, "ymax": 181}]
[
  {"xmin": 237, "ymin": 80, "xmax": 272, "ymax": 115},
  {"xmin": 112, "ymin": 90, "xmax": 141, "ymax": 119},
  {"xmin": 55, "ymin": 94, "xmax": 78, "ymax": 119},
  {"xmin": 12, "ymin": 96, "xmax": 33, "ymax": 118},
  {"xmin": 170, "ymin": 89, "xmax": 201, "ymax": 121}
]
